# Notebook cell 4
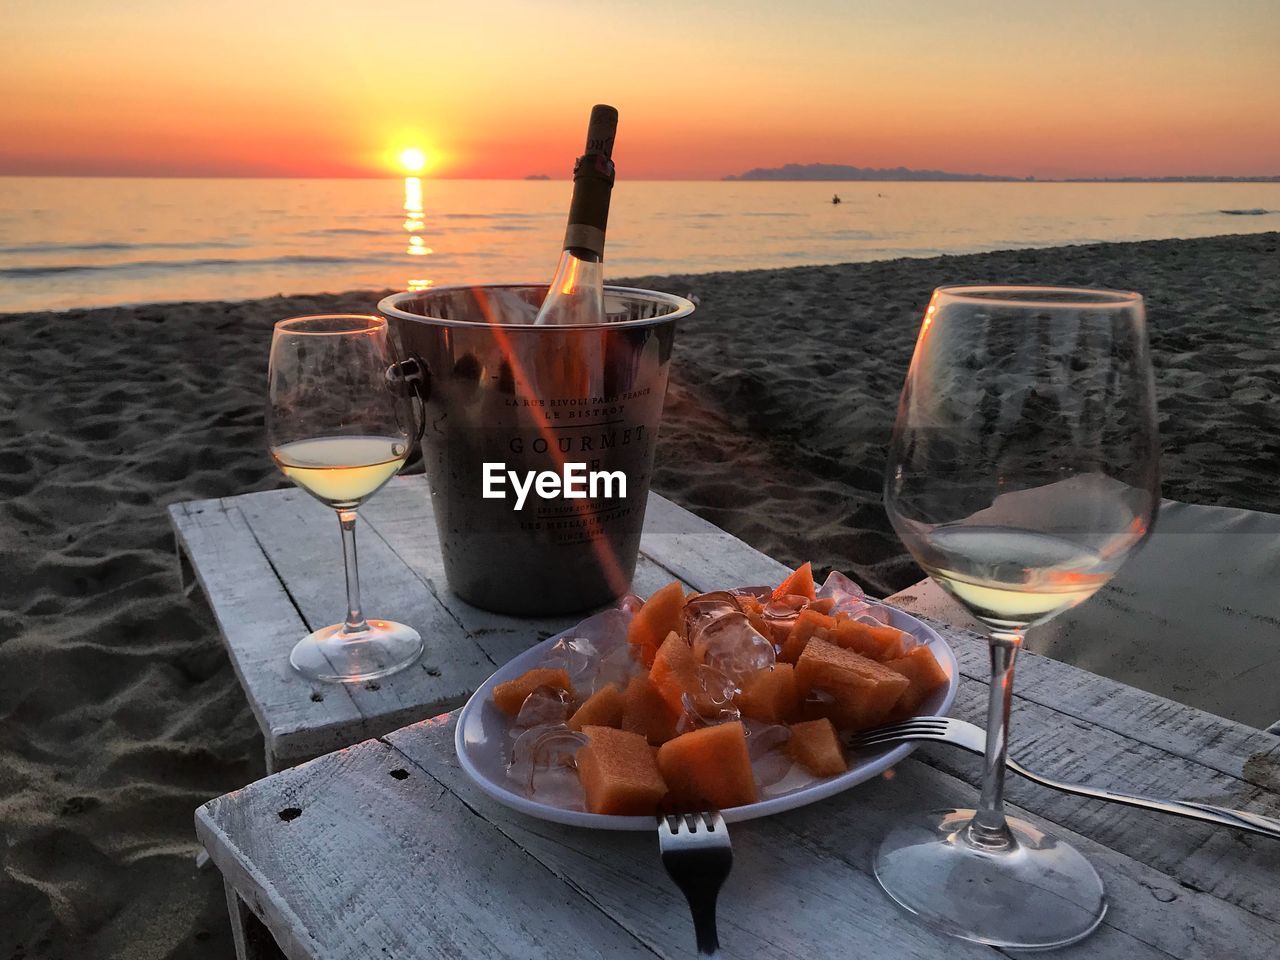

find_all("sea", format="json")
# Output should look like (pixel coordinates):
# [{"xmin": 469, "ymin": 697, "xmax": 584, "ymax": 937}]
[{"xmin": 1, "ymin": 177, "xmax": 1277, "ymax": 313}]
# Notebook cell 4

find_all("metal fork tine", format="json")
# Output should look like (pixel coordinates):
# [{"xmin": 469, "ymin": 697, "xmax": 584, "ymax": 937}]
[
  {"xmin": 849, "ymin": 717, "xmax": 949, "ymax": 747},
  {"xmin": 657, "ymin": 810, "xmax": 733, "ymax": 958}
]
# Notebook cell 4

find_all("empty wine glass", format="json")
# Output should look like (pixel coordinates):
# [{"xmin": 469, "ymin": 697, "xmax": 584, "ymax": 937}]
[
  {"xmin": 877, "ymin": 286, "xmax": 1160, "ymax": 949},
  {"xmin": 267, "ymin": 314, "xmax": 424, "ymax": 683}
]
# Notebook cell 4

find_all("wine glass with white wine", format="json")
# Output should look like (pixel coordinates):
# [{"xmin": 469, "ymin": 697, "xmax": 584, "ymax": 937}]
[
  {"xmin": 878, "ymin": 286, "xmax": 1160, "ymax": 949},
  {"xmin": 267, "ymin": 314, "xmax": 424, "ymax": 683}
]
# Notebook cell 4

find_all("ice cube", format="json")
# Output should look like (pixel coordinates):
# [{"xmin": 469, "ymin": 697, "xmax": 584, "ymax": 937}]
[
  {"xmin": 618, "ymin": 593, "xmax": 645, "ymax": 615},
  {"xmin": 743, "ymin": 720, "xmax": 793, "ymax": 790},
  {"xmin": 591, "ymin": 638, "xmax": 644, "ymax": 694},
  {"xmin": 743, "ymin": 718, "xmax": 791, "ymax": 755},
  {"xmin": 506, "ymin": 723, "xmax": 588, "ymax": 810},
  {"xmin": 542, "ymin": 636, "xmax": 596, "ymax": 692},
  {"xmin": 675, "ymin": 663, "xmax": 742, "ymax": 734},
  {"xmin": 696, "ymin": 663, "xmax": 739, "ymax": 707},
  {"xmin": 854, "ymin": 607, "xmax": 894, "ymax": 627},
  {"xmin": 542, "ymin": 607, "xmax": 634, "ymax": 693},
  {"xmin": 676, "ymin": 690, "xmax": 741, "ymax": 734},
  {"xmin": 691, "ymin": 612, "xmax": 776, "ymax": 680},
  {"xmin": 754, "ymin": 600, "xmax": 801, "ymax": 648},
  {"xmin": 761, "ymin": 762, "xmax": 821, "ymax": 799},
  {"xmin": 684, "ymin": 591, "xmax": 742, "ymax": 636},
  {"xmin": 816, "ymin": 571, "xmax": 871, "ymax": 617},
  {"xmin": 513, "ymin": 686, "xmax": 575, "ymax": 728}
]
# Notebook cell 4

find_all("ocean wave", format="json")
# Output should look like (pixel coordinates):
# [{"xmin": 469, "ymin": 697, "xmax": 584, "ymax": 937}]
[
  {"xmin": 0, "ymin": 239, "xmax": 245, "ymax": 255},
  {"xmin": 296, "ymin": 227, "xmax": 385, "ymax": 236},
  {"xmin": 441, "ymin": 211, "xmax": 549, "ymax": 220},
  {"xmin": 0, "ymin": 254, "xmax": 390, "ymax": 279}
]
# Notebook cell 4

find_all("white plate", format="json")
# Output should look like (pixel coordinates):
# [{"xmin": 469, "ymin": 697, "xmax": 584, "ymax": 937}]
[{"xmin": 455, "ymin": 599, "xmax": 958, "ymax": 830}]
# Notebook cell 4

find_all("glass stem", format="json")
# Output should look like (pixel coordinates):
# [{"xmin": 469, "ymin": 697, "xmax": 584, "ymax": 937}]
[
  {"xmin": 969, "ymin": 629, "xmax": 1023, "ymax": 849},
  {"xmin": 337, "ymin": 510, "xmax": 368, "ymax": 634}
]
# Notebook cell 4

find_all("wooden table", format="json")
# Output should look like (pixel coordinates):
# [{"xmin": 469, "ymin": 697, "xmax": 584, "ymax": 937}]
[
  {"xmin": 169, "ymin": 477, "xmax": 783, "ymax": 771},
  {"xmin": 186, "ymin": 480, "xmax": 1280, "ymax": 960},
  {"xmin": 889, "ymin": 499, "xmax": 1280, "ymax": 731}
]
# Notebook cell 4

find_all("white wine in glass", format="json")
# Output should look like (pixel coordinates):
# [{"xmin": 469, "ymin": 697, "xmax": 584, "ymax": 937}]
[
  {"xmin": 267, "ymin": 315, "xmax": 425, "ymax": 684},
  {"xmin": 878, "ymin": 286, "xmax": 1160, "ymax": 949},
  {"xmin": 272, "ymin": 436, "xmax": 408, "ymax": 511}
]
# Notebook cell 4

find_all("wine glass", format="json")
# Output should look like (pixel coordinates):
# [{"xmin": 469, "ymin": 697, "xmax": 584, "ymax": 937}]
[
  {"xmin": 267, "ymin": 314, "xmax": 425, "ymax": 683},
  {"xmin": 877, "ymin": 286, "xmax": 1160, "ymax": 949}
]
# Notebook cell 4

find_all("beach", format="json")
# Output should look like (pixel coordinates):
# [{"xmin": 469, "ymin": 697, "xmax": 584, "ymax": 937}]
[{"xmin": 1, "ymin": 231, "xmax": 1278, "ymax": 957}]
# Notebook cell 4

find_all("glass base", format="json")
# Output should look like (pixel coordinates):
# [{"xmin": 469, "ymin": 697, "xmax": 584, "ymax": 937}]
[
  {"xmin": 290, "ymin": 620, "xmax": 424, "ymax": 684},
  {"xmin": 874, "ymin": 809, "xmax": 1106, "ymax": 951}
]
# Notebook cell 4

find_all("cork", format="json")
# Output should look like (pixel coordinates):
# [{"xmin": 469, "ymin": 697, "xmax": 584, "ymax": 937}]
[{"xmin": 582, "ymin": 104, "xmax": 618, "ymax": 158}]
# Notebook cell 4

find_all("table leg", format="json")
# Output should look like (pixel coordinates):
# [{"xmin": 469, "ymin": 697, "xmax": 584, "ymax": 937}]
[
  {"xmin": 174, "ymin": 533, "xmax": 199, "ymax": 598},
  {"xmin": 224, "ymin": 878, "xmax": 288, "ymax": 960}
]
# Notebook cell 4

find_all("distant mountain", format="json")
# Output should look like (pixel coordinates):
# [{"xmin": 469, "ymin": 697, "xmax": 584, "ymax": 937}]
[
  {"xmin": 724, "ymin": 163, "xmax": 1018, "ymax": 182},
  {"xmin": 723, "ymin": 163, "xmax": 1280, "ymax": 183}
]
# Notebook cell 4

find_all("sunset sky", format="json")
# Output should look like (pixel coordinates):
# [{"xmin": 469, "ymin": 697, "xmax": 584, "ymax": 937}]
[{"xmin": 2, "ymin": 0, "xmax": 1278, "ymax": 180}]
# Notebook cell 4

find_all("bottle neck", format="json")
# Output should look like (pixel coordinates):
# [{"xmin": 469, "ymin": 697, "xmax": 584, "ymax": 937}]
[
  {"xmin": 564, "ymin": 245, "xmax": 601, "ymax": 263},
  {"xmin": 562, "ymin": 152, "xmax": 614, "ymax": 259}
]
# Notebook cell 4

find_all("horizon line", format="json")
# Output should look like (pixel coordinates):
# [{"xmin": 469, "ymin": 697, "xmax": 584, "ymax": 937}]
[{"xmin": 1, "ymin": 173, "xmax": 1278, "ymax": 183}]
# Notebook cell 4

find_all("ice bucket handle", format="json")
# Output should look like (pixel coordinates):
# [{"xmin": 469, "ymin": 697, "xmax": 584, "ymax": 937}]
[{"xmin": 385, "ymin": 356, "xmax": 430, "ymax": 444}]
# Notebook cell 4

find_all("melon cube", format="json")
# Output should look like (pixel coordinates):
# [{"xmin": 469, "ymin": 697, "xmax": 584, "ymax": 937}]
[
  {"xmin": 649, "ymin": 631, "xmax": 712, "ymax": 721},
  {"xmin": 788, "ymin": 718, "xmax": 848, "ymax": 777},
  {"xmin": 884, "ymin": 645, "xmax": 950, "ymax": 717},
  {"xmin": 567, "ymin": 683, "xmax": 625, "ymax": 731},
  {"xmin": 621, "ymin": 673, "xmax": 678, "ymax": 745},
  {"xmin": 795, "ymin": 638, "xmax": 909, "ymax": 730},
  {"xmin": 826, "ymin": 618, "xmax": 907, "ymax": 662},
  {"xmin": 772, "ymin": 561, "xmax": 816, "ymax": 602},
  {"xmin": 657, "ymin": 721, "xmax": 758, "ymax": 811},
  {"xmin": 779, "ymin": 608, "xmax": 837, "ymax": 664},
  {"xmin": 493, "ymin": 668, "xmax": 573, "ymax": 717},
  {"xmin": 576, "ymin": 726, "xmax": 669, "ymax": 816},
  {"xmin": 736, "ymin": 663, "xmax": 801, "ymax": 724},
  {"xmin": 627, "ymin": 581, "xmax": 685, "ymax": 668}
]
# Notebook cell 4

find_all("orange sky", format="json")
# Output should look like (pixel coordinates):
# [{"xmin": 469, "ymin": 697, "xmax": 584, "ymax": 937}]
[{"xmin": 2, "ymin": 0, "xmax": 1278, "ymax": 179}]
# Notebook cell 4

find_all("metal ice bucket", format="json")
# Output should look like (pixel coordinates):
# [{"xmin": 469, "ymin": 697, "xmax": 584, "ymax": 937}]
[{"xmin": 379, "ymin": 284, "xmax": 694, "ymax": 616}]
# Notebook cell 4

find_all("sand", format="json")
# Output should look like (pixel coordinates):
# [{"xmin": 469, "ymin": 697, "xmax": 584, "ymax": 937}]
[{"xmin": 1, "ymin": 232, "xmax": 1277, "ymax": 957}]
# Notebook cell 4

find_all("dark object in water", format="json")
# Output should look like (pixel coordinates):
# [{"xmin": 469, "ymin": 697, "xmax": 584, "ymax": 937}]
[
  {"xmin": 832, "ymin": 194, "xmax": 842, "ymax": 204},
  {"xmin": 1220, "ymin": 208, "xmax": 1271, "ymax": 216}
]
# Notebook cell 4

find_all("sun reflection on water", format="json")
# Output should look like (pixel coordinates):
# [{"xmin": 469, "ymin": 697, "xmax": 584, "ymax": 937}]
[{"xmin": 402, "ymin": 176, "xmax": 432, "ymax": 291}]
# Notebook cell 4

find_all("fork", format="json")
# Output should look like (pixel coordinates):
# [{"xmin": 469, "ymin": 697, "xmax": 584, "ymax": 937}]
[
  {"xmin": 850, "ymin": 716, "xmax": 1280, "ymax": 841},
  {"xmin": 657, "ymin": 812, "xmax": 733, "ymax": 958}
]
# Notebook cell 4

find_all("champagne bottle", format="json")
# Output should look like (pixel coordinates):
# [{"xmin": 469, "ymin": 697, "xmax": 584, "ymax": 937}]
[{"xmin": 533, "ymin": 104, "xmax": 618, "ymax": 325}]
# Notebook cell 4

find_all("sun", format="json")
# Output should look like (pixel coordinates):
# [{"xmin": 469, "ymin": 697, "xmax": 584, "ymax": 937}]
[{"xmin": 399, "ymin": 147, "xmax": 428, "ymax": 174}]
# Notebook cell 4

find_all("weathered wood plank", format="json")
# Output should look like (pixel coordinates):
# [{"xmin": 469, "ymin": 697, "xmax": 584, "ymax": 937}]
[
  {"xmin": 891, "ymin": 602, "xmax": 1280, "ymax": 794},
  {"xmin": 233, "ymin": 488, "xmax": 494, "ymax": 755},
  {"xmin": 196, "ymin": 729, "xmax": 660, "ymax": 960},
  {"xmin": 172, "ymin": 478, "xmax": 720, "ymax": 770},
  {"xmin": 887, "ymin": 499, "xmax": 1280, "ymax": 731},
  {"xmin": 639, "ymin": 492, "xmax": 793, "ymax": 590},
  {"xmin": 919, "ymin": 683, "xmax": 1280, "ymax": 925},
  {"xmin": 168, "ymin": 499, "xmax": 365, "ymax": 766},
  {"xmin": 199, "ymin": 711, "xmax": 1280, "ymax": 960},
  {"xmin": 390, "ymin": 715, "xmax": 1280, "ymax": 960},
  {"xmin": 390, "ymin": 719, "xmax": 1190, "ymax": 960}
]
